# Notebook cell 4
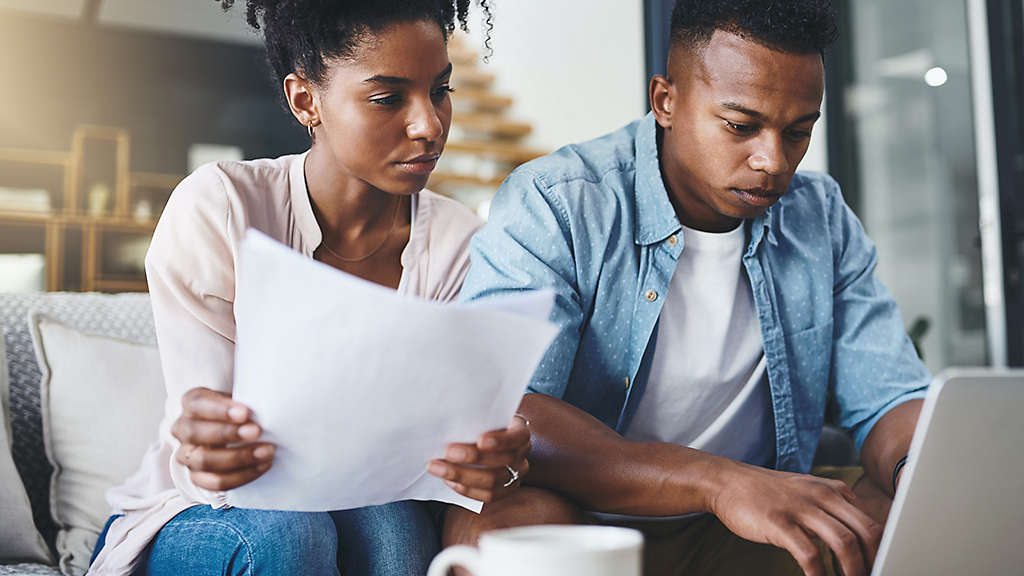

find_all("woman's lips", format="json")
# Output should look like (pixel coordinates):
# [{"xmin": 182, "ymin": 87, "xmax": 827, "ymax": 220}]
[
  {"xmin": 396, "ymin": 154, "xmax": 440, "ymax": 175},
  {"xmin": 732, "ymin": 187, "xmax": 782, "ymax": 208}
]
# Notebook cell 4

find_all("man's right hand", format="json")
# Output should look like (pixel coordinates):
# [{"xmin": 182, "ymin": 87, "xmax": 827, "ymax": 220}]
[
  {"xmin": 171, "ymin": 387, "xmax": 275, "ymax": 491},
  {"xmin": 706, "ymin": 460, "xmax": 883, "ymax": 576}
]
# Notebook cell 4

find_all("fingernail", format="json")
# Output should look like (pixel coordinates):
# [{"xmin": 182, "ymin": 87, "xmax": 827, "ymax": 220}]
[
  {"xmin": 253, "ymin": 445, "xmax": 274, "ymax": 460},
  {"xmin": 481, "ymin": 437, "xmax": 498, "ymax": 450},
  {"xmin": 238, "ymin": 423, "xmax": 260, "ymax": 440},
  {"xmin": 427, "ymin": 462, "xmax": 447, "ymax": 477},
  {"xmin": 444, "ymin": 480, "xmax": 462, "ymax": 491},
  {"xmin": 228, "ymin": 405, "xmax": 248, "ymax": 422},
  {"xmin": 257, "ymin": 462, "xmax": 272, "ymax": 473},
  {"xmin": 446, "ymin": 446, "xmax": 470, "ymax": 462}
]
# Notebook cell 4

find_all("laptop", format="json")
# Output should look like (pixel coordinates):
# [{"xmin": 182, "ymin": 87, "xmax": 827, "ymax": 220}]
[{"xmin": 872, "ymin": 368, "xmax": 1024, "ymax": 575}]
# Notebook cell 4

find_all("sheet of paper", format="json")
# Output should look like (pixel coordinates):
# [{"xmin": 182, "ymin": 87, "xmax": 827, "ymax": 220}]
[{"xmin": 226, "ymin": 230, "xmax": 558, "ymax": 513}]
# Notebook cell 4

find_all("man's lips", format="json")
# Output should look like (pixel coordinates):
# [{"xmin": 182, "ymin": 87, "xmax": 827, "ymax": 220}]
[
  {"xmin": 395, "ymin": 153, "xmax": 440, "ymax": 175},
  {"xmin": 731, "ymin": 187, "xmax": 782, "ymax": 208}
]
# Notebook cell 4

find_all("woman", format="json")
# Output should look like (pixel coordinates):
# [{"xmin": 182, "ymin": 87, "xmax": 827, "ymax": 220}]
[{"xmin": 87, "ymin": 1, "xmax": 527, "ymax": 574}]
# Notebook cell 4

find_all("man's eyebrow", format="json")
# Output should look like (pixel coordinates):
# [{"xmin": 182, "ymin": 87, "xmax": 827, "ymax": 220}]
[
  {"xmin": 363, "ymin": 63, "xmax": 454, "ymax": 86},
  {"xmin": 719, "ymin": 101, "xmax": 821, "ymax": 124},
  {"xmin": 719, "ymin": 101, "xmax": 765, "ymax": 119}
]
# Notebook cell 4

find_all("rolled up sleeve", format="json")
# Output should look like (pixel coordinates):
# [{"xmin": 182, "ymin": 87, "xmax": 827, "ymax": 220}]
[{"xmin": 825, "ymin": 180, "xmax": 931, "ymax": 452}]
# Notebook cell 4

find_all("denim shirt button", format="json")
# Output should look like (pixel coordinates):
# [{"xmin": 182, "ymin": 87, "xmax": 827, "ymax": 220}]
[
  {"xmin": 644, "ymin": 289, "xmax": 658, "ymax": 302},
  {"xmin": 667, "ymin": 235, "xmax": 678, "ymax": 246}
]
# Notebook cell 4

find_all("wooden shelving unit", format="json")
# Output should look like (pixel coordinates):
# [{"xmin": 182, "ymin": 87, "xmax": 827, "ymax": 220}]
[
  {"xmin": 452, "ymin": 89, "xmax": 514, "ymax": 112},
  {"xmin": 432, "ymin": 35, "xmax": 547, "ymax": 216},
  {"xmin": 444, "ymin": 140, "xmax": 547, "ymax": 165},
  {"xmin": 429, "ymin": 172, "xmax": 508, "ymax": 188},
  {"xmin": 0, "ymin": 126, "xmax": 181, "ymax": 292}
]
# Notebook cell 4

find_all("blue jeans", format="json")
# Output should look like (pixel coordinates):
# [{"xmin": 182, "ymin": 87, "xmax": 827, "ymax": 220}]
[{"xmin": 91, "ymin": 501, "xmax": 442, "ymax": 576}]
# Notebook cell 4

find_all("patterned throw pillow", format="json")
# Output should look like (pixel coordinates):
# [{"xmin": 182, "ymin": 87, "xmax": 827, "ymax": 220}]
[{"xmin": 0, "ymin": 328, "xmax": 53, "ymax": 565}]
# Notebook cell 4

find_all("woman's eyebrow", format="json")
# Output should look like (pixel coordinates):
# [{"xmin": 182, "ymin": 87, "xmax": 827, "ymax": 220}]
[{"xmin": 363, "ymin": 63, "xmax": 454, "ymax": 86}]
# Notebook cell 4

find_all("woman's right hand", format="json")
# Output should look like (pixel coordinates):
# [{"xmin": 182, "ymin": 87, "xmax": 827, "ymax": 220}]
[{"xmin": 171, "ymin": 387, "xmax": 276, "ymax": 491}]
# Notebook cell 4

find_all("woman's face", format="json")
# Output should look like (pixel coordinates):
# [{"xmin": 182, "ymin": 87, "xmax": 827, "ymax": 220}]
[{"xmin": 315, "ymin": 19, "xmax": 452, "ymax": 196}]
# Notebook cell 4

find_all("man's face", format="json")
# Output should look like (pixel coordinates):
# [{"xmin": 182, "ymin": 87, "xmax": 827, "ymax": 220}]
[{"xmin": 653, "ymin": 30, "xmax": 825, "ymax": 232}]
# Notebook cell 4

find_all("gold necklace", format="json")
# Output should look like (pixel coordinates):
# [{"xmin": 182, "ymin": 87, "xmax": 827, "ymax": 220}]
[{"xmin": 319, "ymin": 196, "xmax": 402, "ymax": 264}]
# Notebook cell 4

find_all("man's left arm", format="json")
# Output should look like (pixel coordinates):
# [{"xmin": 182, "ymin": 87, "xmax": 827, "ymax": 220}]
[
  {"xmin": 860, "ymin": 398, "xmax": 921, "ymax": 496},
  {"xmin": 824, "ymin": 177, "xmax": 930, "ymax": 497}
]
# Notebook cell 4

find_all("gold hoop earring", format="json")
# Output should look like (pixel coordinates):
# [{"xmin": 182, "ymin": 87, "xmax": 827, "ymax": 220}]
[{"xmin": 307, "ymin": 122, "xmax": 315, "ymax": 140}]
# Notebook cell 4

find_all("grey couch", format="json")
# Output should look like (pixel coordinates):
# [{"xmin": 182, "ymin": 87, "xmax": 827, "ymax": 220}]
[{"xmin": 1, "ymin": 292, "xmax": 154, "ymax": 576}]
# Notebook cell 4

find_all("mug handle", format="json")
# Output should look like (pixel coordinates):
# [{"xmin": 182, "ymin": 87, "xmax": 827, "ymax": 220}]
[{"xmin": 427, "ymin": 545, "xmax": 482, "ymax": 576}]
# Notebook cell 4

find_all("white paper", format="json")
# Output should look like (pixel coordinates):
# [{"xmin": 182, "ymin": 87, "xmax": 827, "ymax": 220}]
[{"xmin": 226, "ymin": 230, "xmax": 557, "ymax": 513}]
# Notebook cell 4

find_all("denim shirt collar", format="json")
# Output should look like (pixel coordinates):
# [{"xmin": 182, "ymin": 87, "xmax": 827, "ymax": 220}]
[
  {"xmin": 634, "ymin": 112, "xmax": 777, "ymax": 253},
  {"xmin": 633, "ymin": 113, "xmax": 682, "ymax": 246},
  {"xmin": 747, "ymin": 208, "xmax": 776, "ymax": 257}
]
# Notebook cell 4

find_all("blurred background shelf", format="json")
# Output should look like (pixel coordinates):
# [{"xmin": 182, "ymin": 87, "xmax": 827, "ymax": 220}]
[
  {"xmin": 0, "ymin": 125, "xmax": 178, "ymax": 292},
  {"xmin": 92, "ymin": 278, "xmax": 149, "ymax": 293},
  {"xmin": 444, "ymin": 140, "xmax": 546, "ymax": 165},
  {"xmin": 0, "ymin": 27, "xmax": 545, "ymax": 292},
  {"xmin": 451, "ymin": 89, "xmax": 514, "ymax": 113},
  {"xmin": 452, "ymin": 113, "xmax": 533, "ymax": 140},
  {"xmin": 428, "ymin": 171, "xmax": 507, "ymax": 189},
  {"xmin": 438, "ymin": 34, "xmax": 547, "ymax": 218},
  {"xmin": 450, "ymin": 68, "xmax": 495, "ymax": 89}
]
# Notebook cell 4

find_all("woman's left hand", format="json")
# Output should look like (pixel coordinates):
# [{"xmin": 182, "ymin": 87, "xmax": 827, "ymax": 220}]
[{"xmin": 427, "ymin": 414, "xmax": 530, "ymax": 503}]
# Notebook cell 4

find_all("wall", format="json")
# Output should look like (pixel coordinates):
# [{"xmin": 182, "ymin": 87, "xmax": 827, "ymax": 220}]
[{"xmin": 464, "ymin": 0, "xmax": 647, "ymax": 152}]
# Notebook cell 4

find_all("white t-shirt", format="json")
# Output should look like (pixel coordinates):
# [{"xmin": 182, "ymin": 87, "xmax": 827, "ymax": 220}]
[{"xmin": 624, "ymin": 223, "xmax": 775, "ymax": 467}]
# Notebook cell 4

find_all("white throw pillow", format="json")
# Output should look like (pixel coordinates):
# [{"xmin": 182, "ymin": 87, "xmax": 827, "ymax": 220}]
[
  {"xmin": 29, "ymin": 314, "xmax": 165, "ymax": 576},
  {"xmin": 0, "ymin": 326, "xmax": 54, "ymax": 564}
]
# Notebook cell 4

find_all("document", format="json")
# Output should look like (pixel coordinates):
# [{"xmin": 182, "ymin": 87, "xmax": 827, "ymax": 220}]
[{"xmin": 225, "ymin": 230, "xmax": 558, "ymax": 513}]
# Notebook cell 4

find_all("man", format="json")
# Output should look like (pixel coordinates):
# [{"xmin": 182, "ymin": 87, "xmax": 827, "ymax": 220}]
[{"xmin": 435, "ymin": 1, "xmax": 930, "ymax": 575}]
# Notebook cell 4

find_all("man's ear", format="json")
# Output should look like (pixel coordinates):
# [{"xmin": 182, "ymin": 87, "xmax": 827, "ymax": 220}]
[
  {"xmin": 283, "ymin": 73, "xmax": 320, "ymax": 127},
  {"xmin": 650, "ymin": 75, "xmax": 675, "ymax": 130}
]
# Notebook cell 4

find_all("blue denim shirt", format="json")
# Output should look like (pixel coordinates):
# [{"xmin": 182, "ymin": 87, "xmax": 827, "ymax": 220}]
[{"xmin": 459, "ymin": 113, "xmax": 931, "ymax": 473}]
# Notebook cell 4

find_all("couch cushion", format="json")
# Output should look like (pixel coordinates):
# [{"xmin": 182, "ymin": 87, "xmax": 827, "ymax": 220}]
[
  {"xmin": 0, "ymin": 565, "xmax": 63, "ymax": 576},
  {"xmin": 0, "ymin": 293, "xmax": 154, "ymax": 553},
  {"xmin": 2, "ymin": 320, "xmax": 11, "ymax": 444},
  {"xmin": 0, "ymin": 331, "xmax": 53, "ymax": 565},
  {"xmin": 29, "ymin": 315, "xmax": 165, "ymax": 576}
]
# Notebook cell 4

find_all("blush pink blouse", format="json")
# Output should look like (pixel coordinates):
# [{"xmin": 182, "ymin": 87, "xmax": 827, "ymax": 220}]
[{"xmin": 87, "ymin": 152, "xmax": 483, "ymax": 575}]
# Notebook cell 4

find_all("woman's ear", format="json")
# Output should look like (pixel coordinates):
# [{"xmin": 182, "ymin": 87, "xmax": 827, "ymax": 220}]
[
  {"xmin": 284, "ymin": 73, "xmax": 320, "ymax": 127},
  {"xmin": 650, "ymin": 75, "xmax": 675, "ymax": 130}
]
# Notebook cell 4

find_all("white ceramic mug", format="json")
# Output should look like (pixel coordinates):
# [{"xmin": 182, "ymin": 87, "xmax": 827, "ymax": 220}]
[{"xmin": 427, "ymin": 525, "xmax": 643, "ymax": 576}]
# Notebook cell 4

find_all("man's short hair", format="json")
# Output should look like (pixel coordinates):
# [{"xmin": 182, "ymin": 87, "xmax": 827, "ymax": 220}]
[{"xmin": 670, "ymin": 0, "xmax": 839, "ymax": 56}]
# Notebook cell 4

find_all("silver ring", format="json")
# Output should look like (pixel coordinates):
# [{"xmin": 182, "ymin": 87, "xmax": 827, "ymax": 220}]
[{"xmin": 502, "ymin": 465, "xmax": 519, "ymax": 488}]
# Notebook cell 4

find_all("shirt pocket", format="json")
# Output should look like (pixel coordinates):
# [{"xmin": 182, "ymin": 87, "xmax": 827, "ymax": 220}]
[{"xmin": 782, "ymin": 321, "xmax": 833, "ymax": 429}]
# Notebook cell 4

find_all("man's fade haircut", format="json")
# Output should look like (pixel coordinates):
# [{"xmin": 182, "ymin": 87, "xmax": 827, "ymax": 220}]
[{"xmin": 670, "ymin": 0, "xmax": 839, "ymax": 57}]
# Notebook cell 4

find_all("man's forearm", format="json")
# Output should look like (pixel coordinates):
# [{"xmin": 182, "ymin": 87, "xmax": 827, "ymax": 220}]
[
  {"xmin": 517, "ymin": 392, "xmax": 726, "ymax": 515},
  {"xmin": 859, "ymin": 398, "xmax": 923, "ymax": 497}
]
